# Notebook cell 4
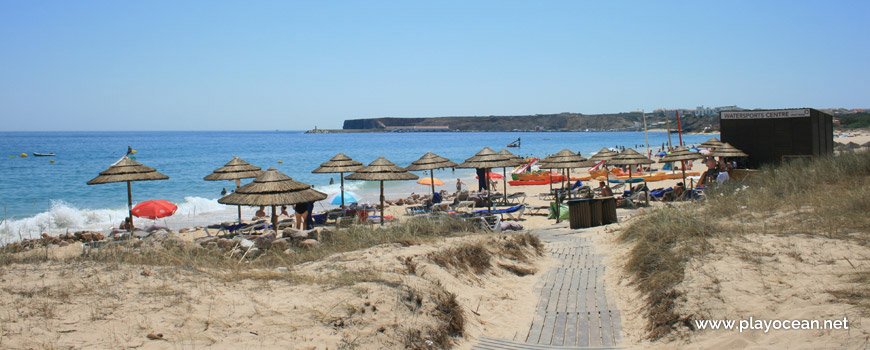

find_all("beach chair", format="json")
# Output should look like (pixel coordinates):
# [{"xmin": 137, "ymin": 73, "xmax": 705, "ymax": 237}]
[
  {"xmin": 472, "ymin": 215, "xmax": 502, "ymax": 233},
  {"xmin": 506, "ymin": 192, "xmax": 527, "ymax": 205},
  {"xmin": 430, "ymin": 202, "xmax": 451, "ymax": 213},
  {"xmin": 405, "ymin": 205, "xmax": 428, "ymax": 216},
  {"xmin": 474, "ymin": 204, "xmax": 526, "ymax": 221},
  {"xmin": 453, "ymin": 200, "xmax": 476, "ymax": 215},
  {"xmin": 238, "ymin": 221, "xmax": 268, "ymax": 234}
]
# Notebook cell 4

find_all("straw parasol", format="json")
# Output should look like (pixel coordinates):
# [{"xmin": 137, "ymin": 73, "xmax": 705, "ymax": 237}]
[
  {"xmin": 538, "ymin": 149, "xmax": 595, "ymax": 199},
  {"xmin": 497, "ymin": 149, "xmax": 526, "ymax": 203},
  {"xmin": 405, "ymin": 152, "xmax": 458, "ymax": 198},
  {"xmin": 608, "ymin": 148, "xmax": 654, "ymax": 195},
  {"xmin": 658, "ymin": 146, "xmax": 703, "ymax": 187},
  {"xmin": 457, "ymin": 147, "xmax": 519, "ymax": 210},
  {"xmin": 589, "ymin": 147, "xmax": 619, "ymax": 183},
  {"xmin": 846, "ymin": 142, "xmax": 861, "ymax": 150},
  {"xmin": 205, "ymin": 156, "xmax": 264, "ymax": 224},
  {"xmin": 698, "ymin": 137, "xmax": 725, "ymax": 149},
  {"xmin": 87, "ymin": 156, "xmax": 169, "ymax": 233},
  {"xmin": 219, "ymin": 167, "xmax": 327, "ymax": 232},
  {"xmin": 346, "ymin": 157, "xmax": 418, "ymax": 225},
  {"xmin": 312, "ymin": 153, "xmax": 364, "ymax": 208},
  {"xmin": 862, "ymin": 142, "xmax": 870, "ymax": 148},
  {"xmin": 709, "ymin": 142, "xmax": 748, "ymax": 157}
]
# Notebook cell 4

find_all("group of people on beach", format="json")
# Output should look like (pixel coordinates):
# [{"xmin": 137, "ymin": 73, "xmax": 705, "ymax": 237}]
[{"xmin": 252, "ymin": 203, "xmax": 315, "ymax": 230}]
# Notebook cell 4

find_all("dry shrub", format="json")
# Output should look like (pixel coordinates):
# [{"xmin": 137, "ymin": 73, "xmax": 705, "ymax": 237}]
[
  {"xmin": 402, "ymin": 285, "xmax": 465, "ymax": 349},
  {"xmin": 619, "ymin": 206, "xmax": 717, "ymax": 340},
  {"xmin": 829, "ymin": 270, "xmax": 870, "ymax": 314},
  {"xmin": 498, "ymin": 263, "xmax": 536, "ymax": 276},
  {"xmin": 621, "ymin": 152, "xmax": 870, "ymax": 340},
  {"xmin": 427, "ymin": 242, "xmax": 492, "ymax": 275}
]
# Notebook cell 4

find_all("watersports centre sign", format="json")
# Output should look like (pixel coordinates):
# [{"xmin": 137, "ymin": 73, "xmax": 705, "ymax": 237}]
[{"xmin": 721, "ymin": 109, "xmax": 811, "ymax": 120}]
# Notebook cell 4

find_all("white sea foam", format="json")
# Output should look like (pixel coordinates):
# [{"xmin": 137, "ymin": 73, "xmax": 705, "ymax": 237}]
[{"xmin": 0, "ymin": 197, "xmax": 228, "ymax": 244}]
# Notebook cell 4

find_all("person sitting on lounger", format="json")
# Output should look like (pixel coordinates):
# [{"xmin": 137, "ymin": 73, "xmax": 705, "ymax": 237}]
[
  {"xmin": 598, "ymin": 181, "xmax": 614, "ymax": 197},
  {"xmin": 698, "ymin": 158, "xmax": 719, "ymax": 187},
  {"xmin": 253, "ymin": 205, "xmax": 267, "ymax": 220},
  {"xmin": 664, "ymin": 182, "xmax": 685, "ymax": 201}
]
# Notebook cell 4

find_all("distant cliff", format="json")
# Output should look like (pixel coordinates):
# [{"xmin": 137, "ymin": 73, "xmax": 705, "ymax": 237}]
[{"xmin": 342, "ymin": 112, "xmax": 719, "ymax": 133}]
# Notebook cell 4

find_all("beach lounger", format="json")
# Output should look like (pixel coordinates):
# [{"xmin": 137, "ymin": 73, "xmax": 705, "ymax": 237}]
[
  {"xmin": 405, "ymin": 205, "xmax": 428, "ymax": 216},
  {"xmin": 506, "ymin": 192, "xmax": 527, "ymax": 205},
  {"xmin": 474, "ymin": 204, "xmax": 526, "ymax": 221},
  {"xmin": 472, "ymin": 215, "xmax": 502, "ymax": 233},
  {"xmin": 453, "ymin": 200, "xmax": 476, "ymax": 214},
  {"xmin": 527, "ymin": 205, "xmax": 550, "ymax": 216}
]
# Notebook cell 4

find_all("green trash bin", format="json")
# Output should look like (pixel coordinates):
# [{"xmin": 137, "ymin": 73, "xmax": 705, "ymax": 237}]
[{"xmin": 567, "ymin": 199, "xmax": 591, "ymax": 229}]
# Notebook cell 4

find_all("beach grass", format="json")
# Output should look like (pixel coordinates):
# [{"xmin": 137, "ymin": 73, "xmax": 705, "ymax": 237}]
[{"xmin": 620, "ymin": 151, "xmax": 870, "ymax": 340}]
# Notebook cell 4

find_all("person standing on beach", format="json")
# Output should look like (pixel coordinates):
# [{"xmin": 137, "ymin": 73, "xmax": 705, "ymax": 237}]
[
  {"xmin": 294, "ymin": 202, "xmax": 311, "ymax": 230},
  {"xmin": 456, "ymin": 178, "xmax": 465, "ymax": 192}
]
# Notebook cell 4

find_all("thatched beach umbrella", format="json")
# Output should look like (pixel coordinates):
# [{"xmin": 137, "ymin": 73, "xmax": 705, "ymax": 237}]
[
  {"xmin": 312, "ymin": 153, "xmax": 364, "ymax": 208},
  {"xmin": 862, "ymin": 142, "xmax": 870, "ymax": 148},
  {"xmin": 87, "ymin": 156, "xmax": 169, "ymax": 233},
  {"xmin": 405, "ymin": 152, "xmax": 458, "ymax": 199},
  {"xmin": 709, "ymin": 142, "xmax": 748, "ymax": 158},
  {"xmin": 205, "ymin": 156, "xmax": 264, "ymax": 224},
  {"xmin": 457, "ymin": 147, "xmax": 518, "ymax": 211},
  {"xmin": 846, "ymin": 142, "xmax": 862, "ymax": 150},
  {"xmin": 658, "ymin": 146, "xmax": 703, "ymax": 187},
  {"xmin": 589, "ymin": 147, "xmax": 619, "ymax": 183},
  {"xmin": 538, "ymin": 149, "xmax": 594, "ymax": 199},
  {"xmin": 496, "ymin": 149, "xmax": 525, "ymax": 203},
  {"xmin": 698, "ymin": 137, "xmax": 725, "ymax": 149},
  {"xmin": 219, "ymin": 167, "xmax": 327, "ymax": 232},
  {"xmin": 346, "ymin": 157, "xmax": 418, "ymax": 225},
  {"xmin": 608, "ymin": 148, "xmax": 654, "ymax": 195}
]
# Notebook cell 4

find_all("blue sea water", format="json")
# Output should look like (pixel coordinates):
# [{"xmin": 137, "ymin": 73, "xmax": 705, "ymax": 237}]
[{"xmin": 0, "ymin": 130, "xmax": 715, "ymax": 240}]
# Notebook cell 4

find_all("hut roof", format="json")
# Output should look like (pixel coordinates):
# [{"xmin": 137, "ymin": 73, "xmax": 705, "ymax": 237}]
[
  {"xmin": 405, "ymin": 152, "xmax": 458, "ymax": 171},
  {"xmin": 699, "ymin": 137, "xmax": 724, "ymax": 149},
  {"xmin": 608, "ymin": 148, "xmax": 654, "ymax": 165},
  {"xmin": 709, "ymin": 142, "xmax": 748, "ymax": 157},
  {"xmin": 456, "ymin": 147, "xmax": 518, "ymax": 169},
  {"xmin": 497, "ymin": 149, "xmax": 525, "ymax": 165},
  {"xmin": 538, "ymin": 149, "xmax": 595, "ymax": 169},
  {"xmin": 312, "ymin": 152, "xmax": 364, "ymax": 173},
  {"xmin": 204, "ymin": 156, "xmax": 263, "ymax": 181},
  {"xmin": 589, "ymin": 147, "xmax": 618, "ymax": 162},
  {"xmin": 345, "ymin": 157, "xmax": 419, "ymax": 181},
  {"xmin": 218, "ymin": 167, "xmax": 326, "ymax": 206},
  {"xmin": 658, "ymin": 146, "xmax": 703, "ymax": 163},
  {"xmin": 87, "ymin": 156, "xmax": 170, "ymax": 185}
]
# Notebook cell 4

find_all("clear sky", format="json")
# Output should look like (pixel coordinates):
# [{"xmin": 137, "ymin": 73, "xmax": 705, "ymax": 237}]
[{"xmin": 1, "ymin": 1, "xmax": 868, "ymax": 131}]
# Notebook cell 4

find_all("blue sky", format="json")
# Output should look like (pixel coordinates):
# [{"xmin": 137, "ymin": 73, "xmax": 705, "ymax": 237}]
[{"xmin": 1, "ymin": 1, "xmax": 868, "ymax": 131}]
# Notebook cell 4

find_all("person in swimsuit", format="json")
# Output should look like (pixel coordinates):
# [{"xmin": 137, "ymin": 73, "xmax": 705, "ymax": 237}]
[{"xmin": 294, "ymin": 203, "xmax": 310, "ymax": 229}]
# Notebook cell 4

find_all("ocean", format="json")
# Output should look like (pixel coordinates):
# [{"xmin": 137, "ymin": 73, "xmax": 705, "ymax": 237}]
[{"xmin": 0, "ymin": 131, "xmax": 715, "ymax": 241}]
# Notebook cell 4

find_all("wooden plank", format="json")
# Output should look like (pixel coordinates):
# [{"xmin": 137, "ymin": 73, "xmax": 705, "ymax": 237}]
[
  {"xmin": 588, "ymin": 310, "xmax": 602, "ymax": 346},
  {"xmin": 525, "ymin": 309, "xmax": 546, "ymax": 344},
  {"xmin": 552, "ymin": 312, "xmax": 567, "ymax": 346},
  {"xmin": 564, "ymin": 312, "xmax": 579, "ymax": 346},
  {"xmin": 540, "ymin": 311, "xmax": 557, "ymax": 345},
  {"xmin": 536, "ymin": 288, "xmax": 551, "ymax": 310},
  {"xmin": 596, "ymin": 266, "xmax": 607, "ymax": 313},
  {"xmin": 601, "ymin": 308, "xmax": 614, "ymax": 346},
  {"xmin": 557, "ymin": 285, "xmax": 570, "ymax": 313},
  {"xmin": 577, "ymin": 311, "xmax": 589, "ymax": 347},
  {"xmin": 611, "ymin": 310, "xmax": 623, "ymax": 344},
  {"xmin": 569, "ymin": 268, "xmax": 581, "ymax": 291}
]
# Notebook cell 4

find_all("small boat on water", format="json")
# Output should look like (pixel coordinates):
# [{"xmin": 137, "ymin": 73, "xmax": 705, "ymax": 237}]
[{"xmin": 33, "ymin": 152, "xmax": 56, "ymax": 157}]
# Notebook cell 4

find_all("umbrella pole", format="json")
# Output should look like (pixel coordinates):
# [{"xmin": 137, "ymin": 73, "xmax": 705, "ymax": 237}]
[
  {"xmin": 503, "ymin": 167, "xmax": 508, "ymax": 205},
  {"xmin": 236, "ymin": 183, "xmax": 242, "ymax": 224},
  {"xmin": 379, "ymin": 180, "xmax": 385, "ymax": 226},
  {"xmin": 271, "ymin": 205, "xmax": 278, "ymax": 233},
  {"xmin": 628, "ymin": 168, "xmax": 633, "ymax": 196},
  {"xmin": 127, "ymin": 181, "xmax": 134, "ymax": 233},
  {"xmin": 567, "ymin": 168, "xmax": 572, "ymax": 199},
  {"xmin": 340, "ymin": 172, "xmax": 345, "ymax": 208},
  {"xmin": 430, "ymin": 172, "xmax": 436, "ymax": 199}
]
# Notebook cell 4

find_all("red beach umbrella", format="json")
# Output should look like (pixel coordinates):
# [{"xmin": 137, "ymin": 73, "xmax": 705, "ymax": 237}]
[
  {"xmin": 476, "ymin": 172, "xmax": 504, "ymax": 179},
  {"xmin": 132, "ymin": 200, "xmax": 178, "ymax": 219}
]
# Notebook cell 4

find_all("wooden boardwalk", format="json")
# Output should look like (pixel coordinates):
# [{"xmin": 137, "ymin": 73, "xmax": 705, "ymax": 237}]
[{"xmin": 472, "ymin": 226, "xmax": 623, "ymax": 350}]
